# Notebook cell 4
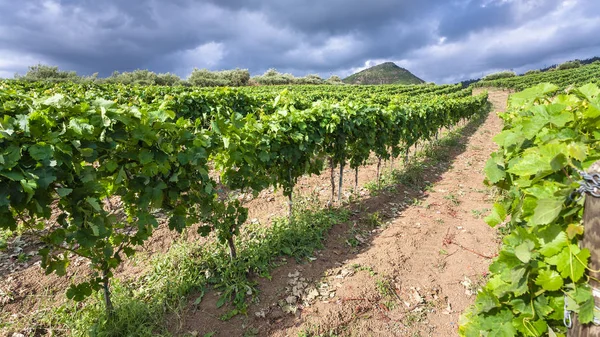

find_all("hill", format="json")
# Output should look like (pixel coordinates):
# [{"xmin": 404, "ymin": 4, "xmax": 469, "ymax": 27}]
[{"xmin": 343, "ymin": 62, "xmax": 425, "ymax": 85}]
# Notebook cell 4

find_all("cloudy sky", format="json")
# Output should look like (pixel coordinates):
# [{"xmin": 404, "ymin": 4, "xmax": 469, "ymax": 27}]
[{"xmin": 1, "ymin": 0, "xmax": 599, "ymax": 83}]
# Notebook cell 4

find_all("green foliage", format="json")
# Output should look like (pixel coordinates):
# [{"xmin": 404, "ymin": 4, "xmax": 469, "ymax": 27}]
[
  {"xmin": 525, "ymin": 69, "xmax": 541, "ymax": 76},
  {"xmin": 15, "ymin": 64, "xmax": 86, "ymax": 83},
  {"xmin": 473, "ymin": 61, "xmax": 600, "ymax": 91},
  {"xmin": 0, "ymin": 79, "xmax": 486, "ymax": 333},
  {"xmin": 187, "ymin": 68, "xmax": 250, "ymax": 87},
  {"xmin": 326, "ymin": 75, "xmax": 344, "ymax": 85},
  {"xmin": 251, "ymin": 69, "xmax": 329, "ymax": 85},
  {"xmin": 556, "ymin": 60, "xmax": 581, "ymax": 71},
  {"xmin": 460, "ymin": 83, "xmax": 600, "ymax": 336},
  {"xmin": 483, "ymin": 71, "xmax": 517, "ymax": 81},
  {"xmin": 0, "ymin": 87, "xmax": 215, "ymax": 311},
  {"xmin": 106, "ymin": 69, "xmax": 183, "ymax": 86}
]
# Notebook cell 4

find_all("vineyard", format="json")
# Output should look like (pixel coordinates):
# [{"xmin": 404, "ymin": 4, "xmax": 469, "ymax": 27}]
[
  {"xmin": 0, "ymin": 80, "xmax": 485, "ymax": 336},
  {"xmin": 1, "ymin": 60, "xmax": 600, "ymax": 336}
]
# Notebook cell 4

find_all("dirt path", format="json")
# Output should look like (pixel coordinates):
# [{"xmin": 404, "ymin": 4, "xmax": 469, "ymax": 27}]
[{"xmin": 169, "ymin": 89, "xmax": 509, "ymax": 336}]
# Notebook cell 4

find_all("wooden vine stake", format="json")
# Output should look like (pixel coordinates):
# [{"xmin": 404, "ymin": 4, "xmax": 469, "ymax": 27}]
[
  {"xmin": 330, "ymin": 157, "xmax": 336, "ymax": 203},
  {"xmin": 570, "ymin": 160, "xmax": 600, "ymax": 336},
  {"xmin": 338, "ymin": 161, "xmax": 344, "ymax": 203},
  {"xmin": 376, "ymin": 157, "xmax": 382, "ymax": 188},
  {"xmin": 354, "ymin": 167, "xmax": 359, "ymax": 193}
]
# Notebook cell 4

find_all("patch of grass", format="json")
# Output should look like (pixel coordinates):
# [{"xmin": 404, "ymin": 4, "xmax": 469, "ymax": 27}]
[
  {"xmin": 27, "ymin": 204, "xmax": 349, "ymax": 336},
  {"xmin": 297, "ymin": 329, "xmax": 340, "ymax": 337},
  {"xmin": 363, "ymin": 211, "xmax": 383, "ymax": 228},
  {"xmin": 444, "ymin": 193, "xmax": 461, "ymax": 206},
  {"xmin": 351, "ymin": 264, "xmax": 376, "ymax": 277},
  {"xmin": 0, "ymin": 225, "xmax": 24, "ymax": 251},
  {"xmin": 375, "ymin": 277, "xmax": 398, "ymax": 310},
  {"xmin": 471, "ymin": 208, "xmax": 489, "ymax": 219}
]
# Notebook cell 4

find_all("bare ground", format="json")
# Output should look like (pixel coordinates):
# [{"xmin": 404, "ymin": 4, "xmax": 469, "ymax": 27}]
[{"xmin": 0, "ymin": 89, "xmax": 509, "ymax": 337}]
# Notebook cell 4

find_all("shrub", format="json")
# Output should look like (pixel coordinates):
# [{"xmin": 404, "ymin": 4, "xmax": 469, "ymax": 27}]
[{"xmin": 483, "ymin": 71, "xmax": 516, "ymax": 80}]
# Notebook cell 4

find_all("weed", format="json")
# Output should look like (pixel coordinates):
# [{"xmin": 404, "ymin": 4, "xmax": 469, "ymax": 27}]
[
  {"xmin": 364, "ymin": 212, "xmax": 383, "ymax": 228},
  {"xmin": 351, "ymin": 264, "xmax": 376, "ymax": 277},
  {"xmin": 444, "ymin": 193, "xmax": 461, "ymax": 206},
  {"xmin": 17, "ymin": 253, "xmax": 30, "ymax": 263},
  {"xmin": 243, "ymin": 327, "xmax": 259, "ymax": 337},
  {"xmin": 471, "ymin": 208, "xmax": 489, "ymax": 219},
  {"xmin": 375, "ymin": 277, "xmax": 398, "ymax": 310},
  {"xmin": 35, "ymin": 206, "xmax": 349, "ymax": 336}
]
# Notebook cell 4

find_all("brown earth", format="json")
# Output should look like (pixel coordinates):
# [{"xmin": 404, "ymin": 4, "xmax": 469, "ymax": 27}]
[{"xmin": 0, "ymin": 89, "xmax": 509, "ymax": 337}]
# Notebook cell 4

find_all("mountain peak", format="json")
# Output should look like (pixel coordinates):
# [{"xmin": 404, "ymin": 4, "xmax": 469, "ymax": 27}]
[{"xmin": 343, "ymin": 62, "xmax": 424, "ymax": 85}]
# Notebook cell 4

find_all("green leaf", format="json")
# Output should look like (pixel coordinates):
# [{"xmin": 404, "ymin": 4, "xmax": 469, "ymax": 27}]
[
  {"xmin": 86, "ymin": 197, "xmax": 102, "ymax": 212},
  {"xmin": 1, "ymin": 171, "xmax": 25, "ymax": 181},
  {"xmin": 532, "ymin": 199, "xmax": 563, "ymax": 225},
  {"xmin": 474, "ymin": 289, "xmax": 500, "ymax": 313},
  {"xmin": 485, "ymin": 157, "xmax": 505, "ymax": 184},
  {"xmin": 514, "ymin": 240, "xmax": 534, "ymax": 263},
  {"xmin": 20, "ymin": 179, "xmax": 37, "ymax": 195},
  {"xmin": 485, "ymin": 203, "xmax": 507, "ymax": 227},
  {"xmin": 56, "ymin": 188, "xmax": 73, "ymax": 197},
  {"xmin": 567, "ymin": 142, "xmax": 587, "ymax": 161},
  {"xmin": 535, "ymin": 269, "xmax": 563, "ymax": 291},
  {"xmin": 550, "ymin": 246, "xmax": 588, "ymax": 282},
  {"xmin": 79, "ymin": 148, "xmax": 94, "ymax": 157},
  {"xmin": 216, "ymin": 294, "xmax": 227, "ymax": 308},
  {"xmin": 28, "ymin": 144, "xmax": 53, "ymax": 162},
  {"xmin": 538, "ymin": 230, "xmax": 567, "ymax": 257},
  {"xmin": 139, "ymin": 149, "xmax": 154, "ymax": 165},
  {"xmin": 66, "ymin": 283, "xmax": 93, "ymax": 302},
  {"xmin": 579, "ymin": 297, "xmax": 595, "ymax": 324},
  {"xmin": 508, "ymin": 153, "xmax": 545, "ymax": 176}
]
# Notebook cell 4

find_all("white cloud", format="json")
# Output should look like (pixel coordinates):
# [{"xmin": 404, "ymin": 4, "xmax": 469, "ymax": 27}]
[
  {"xmin": 0, "ymin": 49, "xmax": 49, "ymax": 78},
  {"xmin": 175, "ymin": 42, "xmax": 226, "ymax": 76}
]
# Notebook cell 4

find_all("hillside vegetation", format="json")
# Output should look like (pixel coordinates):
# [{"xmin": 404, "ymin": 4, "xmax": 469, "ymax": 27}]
[{"xmin": 343, "ymin": 62, "xmax": 425, "ymax": 85}]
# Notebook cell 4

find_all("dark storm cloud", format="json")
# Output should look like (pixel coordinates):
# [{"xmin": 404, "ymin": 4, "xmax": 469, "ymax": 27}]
[{"xmin": 0, "ymin": 0, "xmax": 599, "ymax": 82}]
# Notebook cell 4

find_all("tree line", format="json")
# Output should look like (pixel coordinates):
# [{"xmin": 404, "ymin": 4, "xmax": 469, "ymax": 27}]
[{"xmin": 10, "ymin": 64, "xmax": 345, "ymax": 86}]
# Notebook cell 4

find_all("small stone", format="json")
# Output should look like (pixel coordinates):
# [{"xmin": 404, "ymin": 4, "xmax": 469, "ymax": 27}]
[
  {"xmin": 282, "ymin": 304, "xmax": 297, "ymax": 314},
  {"xmin": 306, "ymin": 288, "xmax": 319, "ymax": 301},
  {"xmin": 288, "ymin": 270, "xmax": 300, "ymax": 278},
  {"xmin": 286, "ymin": 295, "xmax": 297, "ymax": 305}
]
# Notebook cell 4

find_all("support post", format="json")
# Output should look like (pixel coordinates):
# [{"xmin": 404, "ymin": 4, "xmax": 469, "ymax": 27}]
[{"xmin": 570, "ymin": 161, "xmax": 600, "ymax": 336}]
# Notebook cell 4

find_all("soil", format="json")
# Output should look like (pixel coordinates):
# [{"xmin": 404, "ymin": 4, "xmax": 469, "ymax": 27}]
[{"xmin": 0, "ymin": 89, "xmax": 509, "ymax": 337}]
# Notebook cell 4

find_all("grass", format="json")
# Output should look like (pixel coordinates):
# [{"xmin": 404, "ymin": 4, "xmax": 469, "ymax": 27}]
[
  {"xmin": 471, "ymin": 208, "xmax": 490, "ymax": 219},
  {"xmin": 444, "ymin": 193, "xmax": 461, "ymax": 206},
  {"xmin": 375, "ymin": 277, "xmax": 398, "ymax": 310},
  {"xmin": 0, "ymin": 224, "xmax": 24, "ymax": 251},
  {"xmin": 4, "ymin": 203, "xmax": 348, "ymax": 337}
]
